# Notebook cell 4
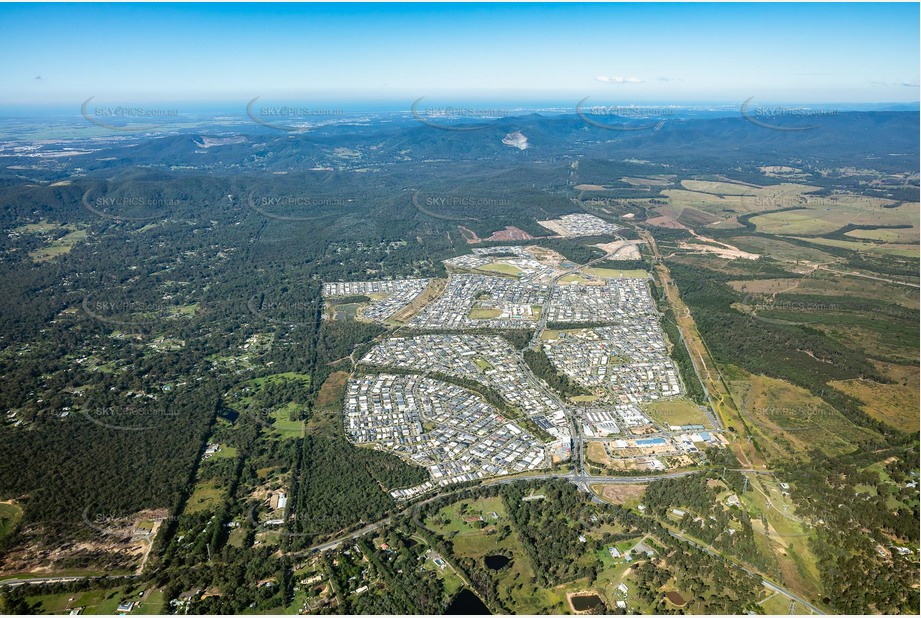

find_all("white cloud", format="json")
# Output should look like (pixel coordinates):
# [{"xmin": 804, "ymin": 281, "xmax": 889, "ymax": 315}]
[
  {"xmin": 595, "ymin": 75, "xmax": 643, "ymax": 84},
  {"xmin": 871, "ymin": 80, "xmax": 920, "ymax": 88}
]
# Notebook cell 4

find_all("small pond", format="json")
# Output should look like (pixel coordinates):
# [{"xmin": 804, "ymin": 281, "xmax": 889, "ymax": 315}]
[
  {"xmin": 484, "ymin": 554, "xmax": 511, "ymax": 570},
  {"xmin": 446, "ymin": 589, "xmax": 491, "ymax": 615},
  {"xmin": 666, "ymin": 591, "xmax": 687, "ymax": 606},
  {"xmin": 570, "ymin": 594, "xmax": 603, "ymax": 612}
]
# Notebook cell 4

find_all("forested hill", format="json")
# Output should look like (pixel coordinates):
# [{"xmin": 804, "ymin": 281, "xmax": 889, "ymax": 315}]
[{"xmin": 5, "ymin": 110, "xmax": 915, "ymax": 176}]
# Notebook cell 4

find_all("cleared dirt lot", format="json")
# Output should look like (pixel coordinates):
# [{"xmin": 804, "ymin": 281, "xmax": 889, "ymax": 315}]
[{"xmin": 594, "ymin": 483, "xmax": 647, "ymax": 504}]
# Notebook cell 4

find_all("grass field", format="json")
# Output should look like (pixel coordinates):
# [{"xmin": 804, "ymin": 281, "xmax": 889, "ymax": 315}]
[
  {"xmin": 173, "ymin": 303, "xmax": 198, "ymax": 316},
  {"xmin": 730, "ymin": 370, "xmax": 881, "ymax": 461},
  {"xmin": 664, "ymin": 182, "xmax": 820, "ymax": 218},
  {"xmin": 539, "ymin": 327, "xmax": 605, "ymax": 344},
  {"xmin": 227, "ymin": 526, "xmax": 248, "ymax": 548},
  {"xmin": 426, "ymin": 555, "xmax": 465, "ymax": 598},
  {"xmin": 846, "ymin": 227, "xmax": 919, "ymax": 243},
  {"xmin": 185, "ymin": 480, "xmax": 224, "ymax": 515},
  {"xmin": 306, "ymin": 371, "xmax": 350, "ymax": 435},
  {"xmin": 15, "ymin": 220, "xmax": 60, "ymax": 233},
  {"xmin": 728, "ymin": 272, "xmax": 919, "ymax": 310},
  {"xmin": 750, "ymin": 213, "xmax": 837, "ymax": 235},
  {"xmin": 226, "ymin": 373, "xmax": 310, "ymax": 440},
  {"xmin": 559, "ymin": 273, "xmax": 591, "ymax": 284},
  {"xmin": 680, "ymin": 179, "xmax": 762, "ymax": 195},
  {"xmin": 739, "ymin": 473, "xmax": 823, "ymax": 602},
  {"xmin": 662, "ymin": 184, "xmax": 914, "ymax": 247},
  {"xmin": 473, "ymin": 357, "xmax": 494, "ymax": 372},
  {"xmin": 0, "ymin": 501, "xmax": 23, "ymax": 542},
  {"xmin": 26, "ymin": 585, "xmax": 163, "ymax": 615},
  {"xmin": 830, "ymin": 367, "xmax": 920, "ymax": 433},
  {"xmin": 426, "ymin": 495, "xmax": 506, "ymax": 537},
  {"xmin": 759, "ymin": 590, "xmax": 812, "ymax": 615},
  {"xmin": 584, "ymin": 268, "xmax": 648, "ymax": 279},
  {"xmin": 251, "ymin": 372, "xmax": 310, "ymax": 387},
  {"xmin": 744, "ymin": 193, "xmax": 901, "ymax": 236},
  {"xmin": 27, "ymin": 228, "xmax": 88, "ymax": 262},
  {"xmin": 207, "ymin": 445, "xmax": 239, "ymax": 460},
  {"xmin": 468, "ymin": 306, "xmax": 504, "ymax": 319},
  {"xmin": 724, "ymin": 235, "xmax": 841, "ymax": 264},
  {"xmin": 643, "ymin": 399, "xmax": 712, "ymax": 428},
  {"xmin": 622, "ymin": 175, "xmax": 674, "ymax": 187},
  {"xmin": 425, "ymin": 495, "xmax": 568, "ymax": 613},
  {"xmin": 845, "ymin": 218, "xmax": 920, "ymax": 243},
  {"xmin": 269, "ymin": 403, "xmax": 306, "ymax": 439},
  {"xmin": 787, "ymin": 236, "xmax": 919, "ymax": 257},
  {"xmin": 477, "ymin": 262, "xmax": 523, "ymax": 277},
  {"xmin": 656, "ymin": 194, "xmax": 735, "ymax": 223},
  {"xmin": 140, "ymin": 589, "xmax": 165, "ymax": 614}
]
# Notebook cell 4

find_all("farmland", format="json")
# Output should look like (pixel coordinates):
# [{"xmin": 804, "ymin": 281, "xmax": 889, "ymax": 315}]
[
  {"xmin": 24, "ymin": 585, "xmax": 164, "ymax": 615},
  {"xmin": 643, "ymin": 399, "xmax": 712, "ymax": 428}
]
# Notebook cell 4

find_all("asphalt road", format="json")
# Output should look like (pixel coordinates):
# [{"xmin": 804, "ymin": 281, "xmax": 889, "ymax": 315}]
[
  {"xmin": 665, "ymin": 529, "xmax": 826, "ymax": 615},
  {"xmin": 295, "ymin": 468, "xmax": 702, "ymax": 554},
  {"xmin": 0, "ymin": 574, "xmax": 135, "ymax": 588}
]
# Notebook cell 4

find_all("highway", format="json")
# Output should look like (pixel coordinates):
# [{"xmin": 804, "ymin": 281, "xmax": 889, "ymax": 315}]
[
  {"xmin": 3, "ymin": 223, "xmax": 819, "ymax": 614},
  {"xmin": 292, "ymin": 468, "xmax": 702, "ymax": 555},
  {"xmin": 0, "ymin": 574, "xmax": 135, "ymax": 589},
  {"xmin": 5, "ymin": 466, "xmax": 823, "ymax": 617},
  {"xmin": 664, "ymin": 528, "xmax": 826, "ymax": 615},
  {"xmin": 291, "ymin": 466, "xmax": 825, "ymax": 616}
]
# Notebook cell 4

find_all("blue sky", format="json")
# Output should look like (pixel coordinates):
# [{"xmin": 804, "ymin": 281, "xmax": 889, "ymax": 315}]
[{"xmin": 1, "ymin": 2, "xmax": 918, "ymax": 106}]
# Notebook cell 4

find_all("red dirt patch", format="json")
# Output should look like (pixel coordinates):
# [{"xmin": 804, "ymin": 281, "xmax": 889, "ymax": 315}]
[
  {"xmin": 665, "ymin": 591, "xmax": 687, "ymax": 606},
  {"xmin": 646, "ymin": 215, "xmax": 687, "ymax": 229}
]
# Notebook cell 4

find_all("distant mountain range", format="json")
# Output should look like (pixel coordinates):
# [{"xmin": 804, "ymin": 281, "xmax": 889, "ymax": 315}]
[
  {"xmin": 1, "ymin": 110, "xmax": 916, "ymax": 176},
  {"xmin": 55, "ymin": 110, "xmax": 918, "ymax": 172}
]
